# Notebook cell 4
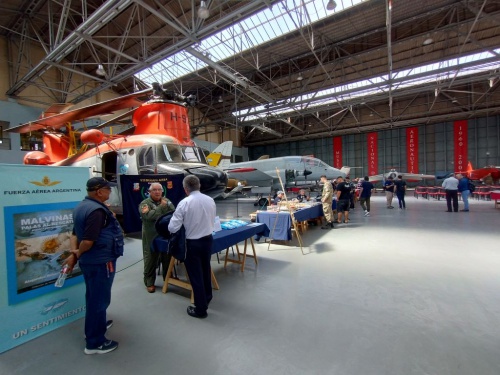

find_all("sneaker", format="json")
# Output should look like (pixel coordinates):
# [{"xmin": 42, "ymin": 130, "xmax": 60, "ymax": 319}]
[
  {"xmin": 84, "ymin": 340, "xmax": 118, "ymax": 355},
  {"xmin": 388, "ymin": 206, "xmax": 394, "ymax": 209},
  {"xmin": 106, "ymin": 320, "xmax": 113, "ymax": 330},
  {"xmin": 364, "ymin": 212, "xmax": 370, "ymax": 216}
]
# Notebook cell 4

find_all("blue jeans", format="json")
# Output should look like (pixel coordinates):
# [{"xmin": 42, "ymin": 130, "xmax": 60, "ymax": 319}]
[
  {"xmin": 79, "ymin": 262, "xmax": 115, "ymax": 349},
  {"xmin": 396, "ymin": 191, "xmax": 406, "ymax": 208},
  {"xmin": 461, "ymin": 190, "xmax": 470, "ymax": 210}
]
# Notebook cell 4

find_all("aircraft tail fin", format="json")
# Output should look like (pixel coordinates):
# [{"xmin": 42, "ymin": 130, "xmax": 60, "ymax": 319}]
[
  {"xmin": 206, "ymin": 141, "xmax": 233, "ymax": 168},
  {"xmin": 467, "ymin": 161, "xmax": 473, "ymax": 173},
  {"xmin": 340, "ymin": 166, "xmax": 351, "ymax": 177}
]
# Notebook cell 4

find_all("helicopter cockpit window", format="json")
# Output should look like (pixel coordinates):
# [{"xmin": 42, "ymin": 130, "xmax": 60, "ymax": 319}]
[
  {"xmin": 138, "ymin": 147, "xmax": 154, "ymax": 167},
  {"xmin": 157, "ymin": 144, "xmax": 183, "ymax": 163},
  {"xmin": 181, "ymin": 146, "xmax": 207, "ymax": 163}
]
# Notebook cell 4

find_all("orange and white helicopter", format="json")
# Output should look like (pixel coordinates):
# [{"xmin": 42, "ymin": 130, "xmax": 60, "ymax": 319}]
[{"xmin": 7, "ymin": 83, "xmax": 228, "ymax": 213}]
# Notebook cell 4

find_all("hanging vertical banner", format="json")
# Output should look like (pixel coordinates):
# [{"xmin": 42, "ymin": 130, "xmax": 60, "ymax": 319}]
[
  {"xmin": 367, "ymin": 133, "xmax": 378, "ymax": 176},
  {"xmin": 333, "ymin": 137, "xmax": 343, "ymax": 168},
  {"xmin": 406, "ymin": 127, "xmax": 419, "ymax": 173},
  {"xmin": 454, "ymin": 120, "xmax": 468, "ymax": 173},
  {"xmin": 0, "ymin": 164, "xmax": 89, "ymax": 354}
]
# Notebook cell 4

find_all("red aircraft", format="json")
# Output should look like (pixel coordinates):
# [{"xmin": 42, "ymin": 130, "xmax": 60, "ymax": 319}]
[
  {"xmin": 6, "ymin": 83, "xmax": 228, "ymax": 212},
  {"xmin": 462, "ymin": 161, "xmax": 500, "ymax": 183}
]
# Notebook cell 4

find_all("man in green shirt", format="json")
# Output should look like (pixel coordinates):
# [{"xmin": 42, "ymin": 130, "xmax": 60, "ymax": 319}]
[{"xmin": 139, "ymin": 183, "xmax": 175, "ymax": 293}]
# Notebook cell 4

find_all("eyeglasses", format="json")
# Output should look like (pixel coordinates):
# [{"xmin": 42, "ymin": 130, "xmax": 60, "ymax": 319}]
[{"xmin": 150, "ymin": 188, "xmax": 163, "ymax": 192}]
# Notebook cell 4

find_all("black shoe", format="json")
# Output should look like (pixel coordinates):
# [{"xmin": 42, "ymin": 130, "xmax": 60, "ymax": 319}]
[
  {"xmin": 460, "ymin": 209, "xmax": 469, "ymax": 212},
  {"xmin": 446, "ymin": 210, "xmax": 452, "ymax": 212},
  {"xmin": 321, "ymin": 223, "xmax": 333, "ymax": 229},
  {"xmin": 187, "ymin": 306, "xmax": 207, "ymax": 319}
]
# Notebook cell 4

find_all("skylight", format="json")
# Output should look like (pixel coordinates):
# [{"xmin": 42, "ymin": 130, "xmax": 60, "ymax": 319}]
[
  {"xmin": 135, "ymin": 0, "xmax": 367, "ymax": 84},
  {"xmin": 234, "ymin": 49, "xmax": 500, "ymax": 122}
]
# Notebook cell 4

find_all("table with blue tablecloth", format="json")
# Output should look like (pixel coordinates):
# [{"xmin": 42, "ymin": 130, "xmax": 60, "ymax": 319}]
[
  {"xmin": 256, "ymin": 204, "xmax": 324, "ymax": 241},
  {"xmin": 153, "ymin": 223, "xmax": 268, "ymax": 299}
]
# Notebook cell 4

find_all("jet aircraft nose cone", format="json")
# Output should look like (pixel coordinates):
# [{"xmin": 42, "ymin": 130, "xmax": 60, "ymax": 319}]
[{"xmin": 188, "ymin": 167, "xmax": 228, "ymax": 198}]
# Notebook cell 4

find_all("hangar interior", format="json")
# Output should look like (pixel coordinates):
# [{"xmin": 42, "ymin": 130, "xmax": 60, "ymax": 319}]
[{"xmin": 1, "ymin": 1, "xmax": 500, "ymax": 374}]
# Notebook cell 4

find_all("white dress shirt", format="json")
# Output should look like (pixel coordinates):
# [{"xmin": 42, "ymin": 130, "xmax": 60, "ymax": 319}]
[
  {"xmin": 442, "ymin": 176, "xmax": 459, "ymax": 190},
  {"xmin": 168, "ymin": 190, "xmax": 216, "ymax": 239}
]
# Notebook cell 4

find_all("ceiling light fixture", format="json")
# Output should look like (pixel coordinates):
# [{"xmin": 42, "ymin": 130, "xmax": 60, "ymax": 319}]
[
  {"xmin": 96, "ymin": 64, "xmax": 106, "ymax": 76},
  {"xmin": 326, "ymin": 0, "xmax": 337, "ymax": 11},
  {"xmin": 297, "ymin": 74, "xmax": 303, "ymax": 81},
  {"xmin": 423, "ymin": 37, "xmax": 434, "ymax": 46},
  {"xmin": 218, "ymin": 96, "xmax": 223, "ymax": 103},
  {"xmin": 198, "ymin": 1, "xmax": 210, "ymax": 20}
]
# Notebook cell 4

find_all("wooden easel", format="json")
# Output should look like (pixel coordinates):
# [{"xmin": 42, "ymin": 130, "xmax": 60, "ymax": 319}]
[
  {"xmin": 267, "ymin": 168, "xmax": 305, "ymax": 254},
  {"xmin": 162, "ymin": 257, "xmax": 220, "ymax": 302}
]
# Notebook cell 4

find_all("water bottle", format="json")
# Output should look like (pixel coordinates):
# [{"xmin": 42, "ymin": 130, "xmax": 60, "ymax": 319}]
[{"xmin": 54, "ymin": 264, "xmax": 70, "ymax": 288}]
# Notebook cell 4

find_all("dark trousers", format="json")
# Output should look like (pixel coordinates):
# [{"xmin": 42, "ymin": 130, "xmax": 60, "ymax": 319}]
[
  {"xmin": 359, "ymin": 196, "xmax": 371, "ymax": 212},
  {"xmin": 445, "ymin": 190, "xmax": 459, "ymax": 212},
  {"xmin": 184, "ymin": 235, "xmax": 213, "ymax": 315},
  {"xmin": 396, "ymin": 191, "xmax": 406, "ymax": 208},
  {"xmin": 80, "ymin": 261, "xmax": 115, "ymax": 349}
]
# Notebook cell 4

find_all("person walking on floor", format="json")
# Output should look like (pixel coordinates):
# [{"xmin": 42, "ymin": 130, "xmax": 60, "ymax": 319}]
[
  {"xmin": 442, "ymin": 173, "xmax": 459, "ymax": 212},
  {"xmin": 384, "ymin": 176, "xmax": 395, "ymax": 209},
  {"xmin": 64, "ymin": 177, "xmax": 124, "ymax": 355},
  {"xmin": 359, "ymin": 176, "xmax": 375, "ymax": 216},
  {"xmin": 320, "ymin": 175, "xmax": 334, "ymax": 229},
  {"xmin": 456, "ymin": 173, "xmax": 470, "ymax": 212},
  {"xmin": 336, "ymin": 176, "xmax": 351, "ymax": 224},
  {"xmin": 139, "ymin": 182, "xmax": 175, "ymax": 293},
  {"xmin": 168, "ymin": 175, "xmax": 216, "ymax": 319},
  {"xmin": 393, "ymin": 175, "xmax": 407, "ymax": 209}
]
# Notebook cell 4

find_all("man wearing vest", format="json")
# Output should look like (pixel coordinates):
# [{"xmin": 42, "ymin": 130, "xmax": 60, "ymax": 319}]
[{"xmin": 64, "ymin": 177, "xmax": 124, "ymax": 354}]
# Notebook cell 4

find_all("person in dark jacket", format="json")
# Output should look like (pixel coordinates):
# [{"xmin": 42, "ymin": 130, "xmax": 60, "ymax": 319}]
[
  {"xmin": 64, "ymin": 177, "xmax": 124, "ymax": 355},
  {"xmin": 456, "ymin": 173, "xmax": 470, "ymax": 212},
  {"xmin": 393, "ymin": 175, "xmax": 407, "ymax": 209}
]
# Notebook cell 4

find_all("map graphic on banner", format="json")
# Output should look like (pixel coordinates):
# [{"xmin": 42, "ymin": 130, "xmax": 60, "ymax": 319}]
[{"xmin": 0, "ymin": 164, "xmax": 89, "ymax": 353}]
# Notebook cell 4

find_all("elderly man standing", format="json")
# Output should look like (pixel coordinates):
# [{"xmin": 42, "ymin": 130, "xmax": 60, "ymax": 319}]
[
  {"xmin": 65, "ymin": 177, "xmax": 123, "ymax": 354},
  {"xmin": 139, "ymin": 183, "xmax": 175, "ymax": 293},
  {"xmin": 320, "ymin": 175, "xmax": 334, "ymax": 229},
  {"xmin": 442, "ymin": 174, "xmax": 459, "ymax": 212},
  {"xmin": 168, "ymin": 175, "xmax": 216, "ymax": 319}
]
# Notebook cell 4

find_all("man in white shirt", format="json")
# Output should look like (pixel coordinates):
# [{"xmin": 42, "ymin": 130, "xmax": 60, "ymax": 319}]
[
  {"xmin": 168, "ymin": 175, "xmax": 216, "ymax": 318},
  {"xmin": 442, "ymin": 173, "xmax": 459, "ymax": 212}
]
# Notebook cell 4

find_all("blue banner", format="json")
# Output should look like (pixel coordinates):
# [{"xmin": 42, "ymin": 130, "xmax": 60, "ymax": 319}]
[
  {"xmin": 0, "ymin": 164, "xmax": 90, "ymax": 353},
  {"xmin": 120, "ymin": 174, "xmax": 185, "ymax": 233}
]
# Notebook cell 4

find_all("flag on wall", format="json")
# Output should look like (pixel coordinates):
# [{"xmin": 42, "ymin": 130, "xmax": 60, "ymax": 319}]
[
  {"xmin": 367, "ymin": 133, "xmax": 378, "ymax": 175},
  {"xmin": 333, "ymin": 137, "xmax": 342, "ymax": 168},
  {"xmin": 406, "ymin": 127, "xmax": 419, "ymax": 173},
  {"xmin": 454, "ymin": 120, "xmax": 468, "ymax": 173}
]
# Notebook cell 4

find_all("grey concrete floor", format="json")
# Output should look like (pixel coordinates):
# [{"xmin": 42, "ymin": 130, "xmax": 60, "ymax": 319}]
[{"xmin": 1, "ymin": 193, "xmax": 500, "ymax": 375}]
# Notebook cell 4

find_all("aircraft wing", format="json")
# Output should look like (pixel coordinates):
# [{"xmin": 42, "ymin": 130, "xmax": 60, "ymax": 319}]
[
  {"xmin": 6, "ymin": 89, "xmax": 152, "ymax": 133},
  {"xmin": 226, "ymin": 167, "xmax": 273, "ymax": 188},
  {"xmin": 400, "ymin": 172, "xmax": 436, "ymax": 182},
  {"xmin": 368, "ymin": 174, "xmax": 385, "ymax": 183}
]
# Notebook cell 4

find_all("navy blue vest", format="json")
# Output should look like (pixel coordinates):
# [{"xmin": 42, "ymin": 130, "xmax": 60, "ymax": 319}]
[{"xmin": 73, "ymin": 197, "xmax": 124, "ymax": 265}]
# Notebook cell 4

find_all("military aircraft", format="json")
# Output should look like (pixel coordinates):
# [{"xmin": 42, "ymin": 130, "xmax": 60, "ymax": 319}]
[
  {"xmin": 207, "ymin": 141, "xmax": 349, "ymax": 191},
  {"xmin": 462, "ymin": 162, "xmax": 500, "ymax": 183},
  {"xmin": 6, "ymin": 83, "xmax": 228, "ymax": 213},
  {"xmin": 369, "ymin": 169, "xmax": 436, "ymax": 183},
  {"xmin": 224, "ymin": 157, "xmax": 347, "ymax": 193}
]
